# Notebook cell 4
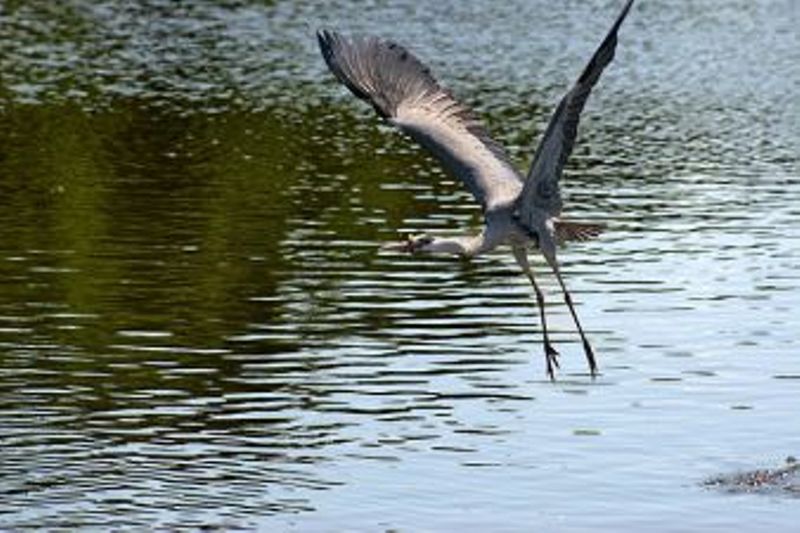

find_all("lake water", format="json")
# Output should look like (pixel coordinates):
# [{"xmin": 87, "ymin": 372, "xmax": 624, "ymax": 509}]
[{"xmin": 1, "ymin": 0, "xmax": 799, "ymax": 530}]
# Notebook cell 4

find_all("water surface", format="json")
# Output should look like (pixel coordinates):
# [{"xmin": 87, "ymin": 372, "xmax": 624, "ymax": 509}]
[{"xmin": 1, "ymin": 0, "xmax": 799, "ymax": 530}]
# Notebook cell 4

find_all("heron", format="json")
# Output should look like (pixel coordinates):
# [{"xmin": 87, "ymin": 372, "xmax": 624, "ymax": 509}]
[{"xmin": 317, "ymin": 0, "xmax": 634, "ymax": 379}]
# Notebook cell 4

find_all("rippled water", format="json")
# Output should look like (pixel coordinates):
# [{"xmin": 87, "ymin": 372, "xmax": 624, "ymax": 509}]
[{"xmin": 1, "ymin": 0, "xmax": 799, "ymax": 530}]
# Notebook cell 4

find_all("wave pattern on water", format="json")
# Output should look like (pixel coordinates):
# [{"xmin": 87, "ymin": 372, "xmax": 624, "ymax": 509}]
[{"xmin": 1, "ymin": 0, "xmax": 799, "ymax": 530}]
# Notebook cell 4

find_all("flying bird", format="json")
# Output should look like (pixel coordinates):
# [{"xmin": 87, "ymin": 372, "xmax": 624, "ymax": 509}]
[{"xmin": 317, "ymin": 0, "xmax": 634, "ymax": 379}]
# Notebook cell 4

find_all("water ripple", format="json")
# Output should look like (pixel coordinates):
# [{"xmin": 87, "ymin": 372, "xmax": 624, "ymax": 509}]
[{"xmin": 1, "ymin": 0, "xmax": 800, "ymax": 530}]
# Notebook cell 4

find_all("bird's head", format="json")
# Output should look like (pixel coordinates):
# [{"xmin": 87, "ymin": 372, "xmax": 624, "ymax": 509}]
[{"xmin": 381, "ymin": 233, "xmax": 435, "ymax": 254}]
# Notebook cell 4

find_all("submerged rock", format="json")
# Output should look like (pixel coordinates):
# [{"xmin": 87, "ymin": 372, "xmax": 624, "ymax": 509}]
[{"xmin": 705, "ymin": 456, "xmax": 800, "ymax": 496}]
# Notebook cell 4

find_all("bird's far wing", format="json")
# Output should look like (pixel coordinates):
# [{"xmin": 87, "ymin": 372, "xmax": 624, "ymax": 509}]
[
  {"xmin": 318, "ymin": 29, "xmax": 523, "ymax": 212},
  {"xmin": 515, "ymin": 0, "xmax": 633, "ymax": 225}
]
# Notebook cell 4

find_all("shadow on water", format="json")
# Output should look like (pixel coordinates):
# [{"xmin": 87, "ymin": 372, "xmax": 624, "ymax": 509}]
[{"xmin": 1, "ymin": 0, "xmax": 799, "ymax": 530}]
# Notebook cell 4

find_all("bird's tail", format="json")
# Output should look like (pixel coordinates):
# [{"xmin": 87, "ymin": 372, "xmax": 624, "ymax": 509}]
[{"xmin": 554, "ymin": 220, "xmax": 604, "ymax": 244}]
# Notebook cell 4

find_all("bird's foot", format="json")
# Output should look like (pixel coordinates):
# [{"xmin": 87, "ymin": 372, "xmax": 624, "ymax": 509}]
[
  {"xmin": 545, "ymin": 342, "xmax": 560, "ymax": 381},
  {"xmin": 582, "ymin": 339, "xmax": 598, "ymax": 379}
]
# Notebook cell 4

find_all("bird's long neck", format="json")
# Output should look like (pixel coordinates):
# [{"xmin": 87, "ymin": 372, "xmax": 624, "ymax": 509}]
[{"xmin": 426, "ymin": 233, "xmax": 493, "ymax": 258}]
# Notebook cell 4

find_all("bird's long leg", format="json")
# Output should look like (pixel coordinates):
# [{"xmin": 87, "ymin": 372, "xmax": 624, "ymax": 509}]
[
  {"xmin": 512, "ymin": 248, "xmax": 560, "ymax": 380},
  {"xmin": 528, "ymin": 269, "xmax": 561, "ymax": 381},
  {"xmin": 546, "ymin": 257, "xmax": 598, "ymax": 377}
]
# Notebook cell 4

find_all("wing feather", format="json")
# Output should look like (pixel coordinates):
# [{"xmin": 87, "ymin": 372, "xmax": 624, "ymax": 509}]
[
  {"xmin": 516, "ymin": 0, "xmax": 633, "ymax": 225},
  {"xmin": 318, "ymin": 29, "xmax": 522, "ymax": 211}
]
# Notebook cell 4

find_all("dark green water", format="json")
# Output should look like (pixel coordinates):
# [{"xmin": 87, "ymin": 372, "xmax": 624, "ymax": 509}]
[{"xmin": 1, "ymin": 0, "xmax": 799, "ymax": 530}]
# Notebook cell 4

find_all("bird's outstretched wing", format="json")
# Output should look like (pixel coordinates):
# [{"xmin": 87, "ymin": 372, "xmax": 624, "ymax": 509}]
[
  {"xmin": 318, "ymin": 29, "xmax": 523, "ymax": 212},
  {"xmin": 515, "ymin": 0, "xmax": 633, "ymax": 225}
]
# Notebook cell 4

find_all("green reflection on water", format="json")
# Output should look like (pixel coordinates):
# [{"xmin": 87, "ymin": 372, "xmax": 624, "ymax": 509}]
[{"xmin": 0, "ymin": 100, "xmax": 429, "ymax": 354}]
